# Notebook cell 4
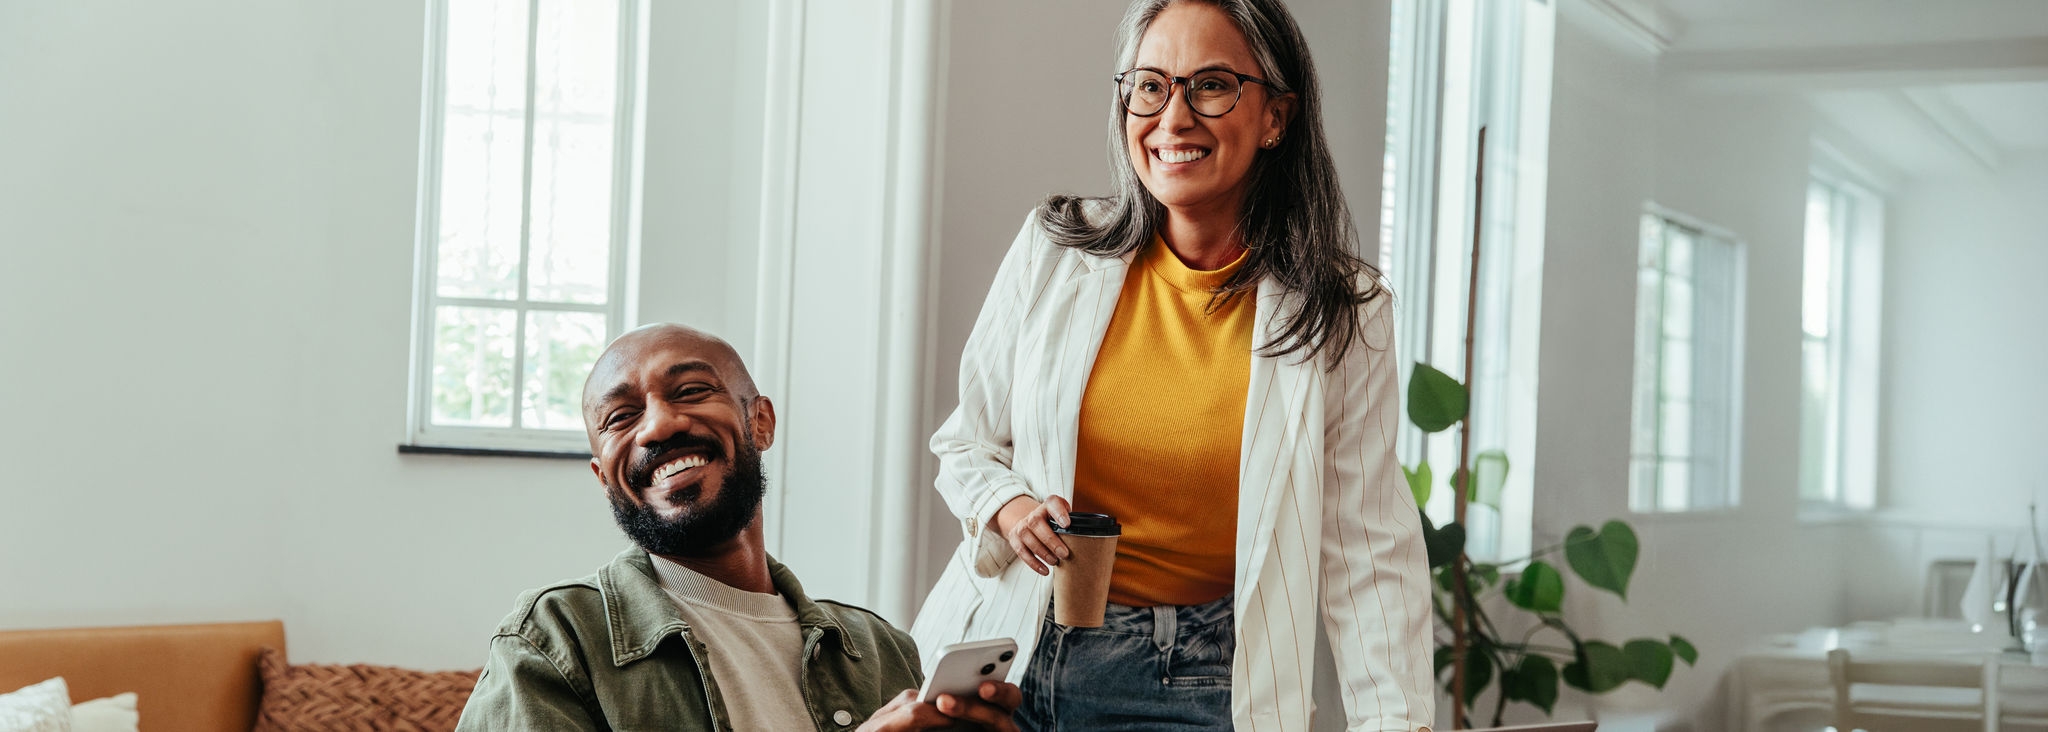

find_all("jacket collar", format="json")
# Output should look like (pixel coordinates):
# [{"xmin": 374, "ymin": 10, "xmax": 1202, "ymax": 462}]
[{"xmin": 599, "ymin": 547, "xmax": 861, "ymax": 668}]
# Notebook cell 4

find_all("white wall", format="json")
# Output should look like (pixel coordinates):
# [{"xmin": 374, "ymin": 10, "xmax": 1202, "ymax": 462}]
[
  {"xmin": 1527, "ymin": 3, "xmax": 1855, "ymax": 726},
  {"xmin": 0, "ymin": 0, "xmax": 766, "ymax": 669},
  {"xmin": 1840, "ymin": 156, "xmax": 2048, "ymax": 619},
  {"xmin": 1880, "ymin": 157, "xmax": 2048, "ymax": 524}
]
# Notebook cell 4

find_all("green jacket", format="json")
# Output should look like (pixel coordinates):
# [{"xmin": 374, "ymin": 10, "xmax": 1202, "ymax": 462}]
[{"xmin": 456, "ymin": 549, "xmax": 924, "ymax": 731}]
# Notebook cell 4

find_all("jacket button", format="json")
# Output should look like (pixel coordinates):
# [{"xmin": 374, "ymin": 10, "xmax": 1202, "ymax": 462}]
[{"xmin": 833, "ymin": 709, "xmax": 854, "ymax": 726}]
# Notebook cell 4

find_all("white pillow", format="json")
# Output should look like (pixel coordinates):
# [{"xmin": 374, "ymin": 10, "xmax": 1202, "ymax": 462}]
[
  {"xmin": 0, "ymin": 676, "xmax": 71, "ymax": 732},
  {"xmin": 68, "ymin": 694, "xmax": 137, "ymax": 732}
]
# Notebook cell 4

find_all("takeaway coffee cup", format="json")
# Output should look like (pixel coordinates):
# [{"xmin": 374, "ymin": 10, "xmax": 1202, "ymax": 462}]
[{"xmin": 1049, "ymin": 512, "xmax": 1121, "ymax": 628}]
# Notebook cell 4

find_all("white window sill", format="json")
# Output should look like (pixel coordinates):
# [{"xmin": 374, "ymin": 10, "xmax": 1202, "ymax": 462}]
[
  {"xmin": 1797, "ymin": 503, "xmax": 1873, "ymax": 525},
  {"xmin": 1626, "ymin": 506, "xmax": 1742, "ymax": 523}
]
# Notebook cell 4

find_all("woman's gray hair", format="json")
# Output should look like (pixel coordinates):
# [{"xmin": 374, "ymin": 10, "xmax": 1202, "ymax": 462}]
[{"xmin": 1039, "ymin": 0, "xmax": 1384, "ymax": 366}]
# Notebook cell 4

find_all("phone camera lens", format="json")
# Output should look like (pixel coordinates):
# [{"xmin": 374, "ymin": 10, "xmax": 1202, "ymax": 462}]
[
  {"xmin": 980, "ymin": 663, "xmax": 997, "ymax": 676},
  {"xmin": 998, "ymin": 651, "xmax": 1015, "ymax": 663}
]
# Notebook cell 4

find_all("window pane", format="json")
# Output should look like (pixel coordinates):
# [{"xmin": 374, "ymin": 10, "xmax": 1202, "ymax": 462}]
[
  {"xmin": 1802, "ymin": 185, "xmax": 1834, "ymax": 339},
  {"xmin": 1629, "ymin": 459, "xmax": 1657, "ymax": 512},
  {"xmin": 522, "ymin": 311, "xmax": 608, "ymax": 430},
  {"xmin": 526, "ymin": 0, "xmax": 619, "ymax": 305},
  {"xmin": 436, "ymin": 0, "xmax": 531, "ymax": 301},
  {"xmin": 432, "ymin": 305, "xmax": 518, "ymax": 427},
  {"xmin": 1657, "ymin": 459, "xmax": 1689, "ymax": 512},
  {"xmin": 1661, "ymin": 337, "xmax": 1692, "ymax": 400},
  {"xmin": 1662, "ymin": 278, "xmax": 1693, "ymax": 339},
  {"xmin": 1632, "ymin": 267, "xmax": 1662, "ymax": 457},
  {"xmin": 1659, "ymin": 399, "xmax": 1691, "ymax": 458},
  {"xmin": 1799, "ymin": 337, "xmax": 1831, "ymax": 501},
  {"xmin": 1666, "ymin": 229, "xmax": 1694, "ymax": 278}
]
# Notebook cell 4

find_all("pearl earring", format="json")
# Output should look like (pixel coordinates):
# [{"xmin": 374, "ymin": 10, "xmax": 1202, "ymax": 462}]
[{"xmin": 1264, "ymin": 138, "xmax": 1278, "ymax": 148}]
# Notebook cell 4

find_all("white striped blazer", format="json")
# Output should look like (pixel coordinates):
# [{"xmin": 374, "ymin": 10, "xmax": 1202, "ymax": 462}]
[{"xmin": 910, "ymin": 210, "xmax": 1435, "ymax": 731}]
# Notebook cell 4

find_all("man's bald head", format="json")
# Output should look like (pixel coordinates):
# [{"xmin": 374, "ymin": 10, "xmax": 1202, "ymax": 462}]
[
  {"xmin": 582, "ymin": 324, "xmax": 759, "ymax": 428},
  {"xmin": 580, "ymin": 323, "xmax": 777, "ymax": 560}
]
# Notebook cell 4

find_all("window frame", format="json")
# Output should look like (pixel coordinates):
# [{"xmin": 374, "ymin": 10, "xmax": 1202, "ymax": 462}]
[
  {"xmin": 404, "ymin": 0, "xmax": 645, "ymax": 454},
  {"xmin": 1799, "ymin": 166, "xmax": 1884, "ymax": 513},
  {"xmin": 1629, "ymin": 205, "xmax": 1746, "ymax": 515},
  {"xmin": 1384, "ymin": 0, "xmax": 1553, "ymax": 563}
]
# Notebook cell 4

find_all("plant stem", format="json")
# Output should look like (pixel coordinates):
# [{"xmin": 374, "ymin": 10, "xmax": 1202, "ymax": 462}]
[{"xmin": 1451, "ymin": 126, "xmax": 1488, "ymax": 729}]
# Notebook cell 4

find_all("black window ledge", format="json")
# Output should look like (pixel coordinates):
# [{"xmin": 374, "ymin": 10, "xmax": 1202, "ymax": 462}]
[{"xmin": 398, "ymin": 444, "xmax": 591, "ymax": 460}]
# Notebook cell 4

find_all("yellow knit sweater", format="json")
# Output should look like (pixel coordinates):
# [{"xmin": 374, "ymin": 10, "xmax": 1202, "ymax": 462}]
[{"xmin": 1071, "ymin": 235, "xmax": 1255, "ymax": 608}]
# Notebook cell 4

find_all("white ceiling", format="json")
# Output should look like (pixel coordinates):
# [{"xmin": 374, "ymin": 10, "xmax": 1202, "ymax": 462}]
[
  {"xmin": 1657, "ymin": 0, "xmax": 2048, "ymax": 52},
  {"xmin": 1611, "ymin": 0, "xmax": 2048, "ymax": 177},
  {"xmin": 1944, "ymin": 81, "xmax": 2048, "ymax": 151}
]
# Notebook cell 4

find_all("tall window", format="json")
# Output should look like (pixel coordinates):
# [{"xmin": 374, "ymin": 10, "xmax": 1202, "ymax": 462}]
[
  {"xmin": 1801, "ymin": 173, "xmax": 1883, "ymax": 509},
  {"xmin": 1383, "ymin": 0, "xmax": 1553, "ymax": 561},
  {"xmin": 408, "ymin": 0, "xmax": 643, "ymax": 452},
  {"xmin": 1631, "ymin": 209, "xmax": 1743, "ymax": 513}
]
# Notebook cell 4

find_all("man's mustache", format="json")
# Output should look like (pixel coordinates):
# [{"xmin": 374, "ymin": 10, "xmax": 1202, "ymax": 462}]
[{"xmin": 626, "ymin": 433, "xmax": 727, "ymax": 491}]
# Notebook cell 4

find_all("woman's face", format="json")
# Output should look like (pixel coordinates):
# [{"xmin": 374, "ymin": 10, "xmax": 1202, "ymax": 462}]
[{"xmin": 1124, "ymin": 2, "xmax": 1292, "ymax": 219}]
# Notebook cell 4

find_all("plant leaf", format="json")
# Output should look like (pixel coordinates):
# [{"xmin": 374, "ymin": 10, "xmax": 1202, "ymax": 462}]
[
  {"xmin": 1470, "ymin": 563, "xmax": 1502, "ymax": 590},
  {"xmin": 1405, "ymin": 461, "xmax": 1433, "ymax": 507},
  {"xmin": 1461, "ymin": 643, "xmax": 1494, "ymax": 707},
  {"xmin": 1407, "ymin": 362, "xmax": 1469, "ymax": 433},
  {"xmin": 1435, "ymin": 645, "xmax": 1454, "ymax": 676},
  {"xmin": 1624, "ymin": 639, "xmax": 1676, "ymax": 689},
  {"xmin": 1564, "ymin": 521, "xmax": 1640, "ymax": 600},
  {"xmin": 1504, "ymin": 561, "xmax": 1566, "ymax": 614},
  {"xmin": 1500, "ymin": 655, "xmax": 1560, "ymax": 715},
  {"xmin": 1422, "ymin": 512, "xmax": 1465, "ymax": 569},
  {"xmin": 1470, "ymin": 450, "xmax": 1509, "ymax": 509},
  {"xmin": 1561, "ymin": 641, "xmax": 1630, "ymax": 694},
  {"xmin": 1670, "ymin": 635, "xmax": 1698, "ymax": 666}
]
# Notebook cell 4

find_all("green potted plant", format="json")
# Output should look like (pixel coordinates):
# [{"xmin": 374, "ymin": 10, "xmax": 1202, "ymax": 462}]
[{"xmin": 1407, "ymin": 362, "xmax": 1697, "ymax": 728}]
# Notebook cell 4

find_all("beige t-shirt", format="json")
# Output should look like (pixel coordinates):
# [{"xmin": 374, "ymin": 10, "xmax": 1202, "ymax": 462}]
[{"xmin": 649, "ymin": 555, "xmax": 815, "ymax": 731}]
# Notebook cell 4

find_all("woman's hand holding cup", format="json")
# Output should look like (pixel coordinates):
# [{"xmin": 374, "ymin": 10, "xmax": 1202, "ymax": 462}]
[{"xmin": 994, "ymin": 495, "xmax": 1071, "ymax": 576}]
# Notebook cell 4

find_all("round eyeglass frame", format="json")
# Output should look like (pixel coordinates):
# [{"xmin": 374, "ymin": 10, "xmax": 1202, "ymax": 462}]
[{"xmin": 1113, "ymin": 68, "xmax": 1277, "ymax": 118}]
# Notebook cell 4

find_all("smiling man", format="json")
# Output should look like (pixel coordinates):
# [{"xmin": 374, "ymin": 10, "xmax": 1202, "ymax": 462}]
[{"xmin": 457, "ymin": 324, "xmax": 1021, "ymax": 732}]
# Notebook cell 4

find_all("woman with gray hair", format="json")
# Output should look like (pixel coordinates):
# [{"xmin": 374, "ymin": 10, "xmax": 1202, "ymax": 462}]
[{"xmin": 912, "ymin": 0, "xmax": 1433, "ymax": 729}]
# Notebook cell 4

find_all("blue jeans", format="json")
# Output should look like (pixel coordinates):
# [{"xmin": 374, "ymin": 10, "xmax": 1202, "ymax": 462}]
[{"xmin": 1015, "ymin": 594, "xmax": 1235, "ymax": 731}]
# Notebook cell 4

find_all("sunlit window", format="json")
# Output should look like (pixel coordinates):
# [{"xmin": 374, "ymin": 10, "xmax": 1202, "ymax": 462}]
[
  {"xmin": 408, "ymin": 0, "xmax": 642, "ymax": 452},
  {"xmin": 1800, "ymin": 174, "xmax": 1882, "ymax": 509},
  {"xmin": 1630, "ymin": 210, "xmax": 1743, "ymax": 513},
  {"xmin": 1383, "ymin": 0, "xmax": 1553, "ymax": 561}
]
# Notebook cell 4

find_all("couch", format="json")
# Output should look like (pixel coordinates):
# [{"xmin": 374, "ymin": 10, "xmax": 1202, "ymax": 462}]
[{"xmin": 0, "ymin": 620, "xmax": 478, "ymax": 732}]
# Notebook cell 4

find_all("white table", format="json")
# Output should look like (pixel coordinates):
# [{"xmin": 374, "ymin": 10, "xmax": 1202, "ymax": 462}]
[{"xmin": 1718, "ymin": 620, "xmax": 2048, "ymax": 732}]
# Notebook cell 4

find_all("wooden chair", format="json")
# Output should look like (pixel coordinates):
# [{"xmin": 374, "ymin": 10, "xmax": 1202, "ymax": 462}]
[{"xmin": 1829, "ymin": 648, "xmax": 1999, "ymax": 732}]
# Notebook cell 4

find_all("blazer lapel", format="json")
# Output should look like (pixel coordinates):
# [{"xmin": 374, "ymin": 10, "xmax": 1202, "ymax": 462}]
[
  {"xmin": 1047, "ymin": 251, "xmax": 1131, "ymax": 501},
  {"xmin": 1234, "ymin": 277, "xmax": 1316, "ymax": 620}
]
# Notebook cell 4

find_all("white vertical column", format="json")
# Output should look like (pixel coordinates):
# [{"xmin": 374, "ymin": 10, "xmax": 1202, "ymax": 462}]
[{"xmin": 751, "ymin": 0, "xmax": 945, "ymax": 625}]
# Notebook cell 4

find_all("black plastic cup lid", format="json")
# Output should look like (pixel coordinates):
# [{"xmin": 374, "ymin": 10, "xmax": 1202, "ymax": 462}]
[{"xmin": 1051, "ymin": 512, "xmax": 1121, "ymax": 537}]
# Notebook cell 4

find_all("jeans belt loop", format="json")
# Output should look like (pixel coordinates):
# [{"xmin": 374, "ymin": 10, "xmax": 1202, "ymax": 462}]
[{"xmin": 1151, "ymin": 604, "xmax": 1176, "ymax": 652}]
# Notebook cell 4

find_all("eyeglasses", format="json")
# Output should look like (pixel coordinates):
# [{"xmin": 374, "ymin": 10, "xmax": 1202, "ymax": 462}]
[{"xmin": 1114, "ymin": 67, "xmax": 1276, "ymax": 118}]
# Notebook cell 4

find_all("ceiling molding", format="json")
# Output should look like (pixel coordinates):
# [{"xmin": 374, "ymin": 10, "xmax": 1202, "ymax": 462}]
[
  {"xmin": 1576, "ymin": 0, "xmax": 1685, "ymax": 54},
  {"xmin": 1664, "ymin": 37, "xmax": 2048, "ymax": 89},
  {"xmin": 1896, "ymin": 87, "xmax": 2005, "ymax": 173},
  {"xmin": 1809, "ymin": 120, "xmax": 1907, "ymax": 195}
]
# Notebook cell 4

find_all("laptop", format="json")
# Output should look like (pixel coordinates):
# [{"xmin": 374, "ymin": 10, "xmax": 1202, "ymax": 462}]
[{"xmin": 1466, "ymin": 723, "xmax": 1598, "ymax": 732}]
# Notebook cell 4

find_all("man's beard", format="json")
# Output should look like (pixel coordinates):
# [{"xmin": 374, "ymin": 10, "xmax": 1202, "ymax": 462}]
[{"xmin": 609, "ymin": 435, "xmax": 768, "ymax": 558}]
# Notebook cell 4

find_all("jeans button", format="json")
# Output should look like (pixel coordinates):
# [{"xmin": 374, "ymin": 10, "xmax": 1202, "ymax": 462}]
[{"xmin": 833, "ymin": 709, "xmax": 853, "ymax": 726}]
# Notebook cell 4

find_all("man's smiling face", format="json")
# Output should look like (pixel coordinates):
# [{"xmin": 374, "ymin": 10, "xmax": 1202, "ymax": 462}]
[{"xmin": 583, "ymin": 325, "xmax": 776, "ymax": 557}]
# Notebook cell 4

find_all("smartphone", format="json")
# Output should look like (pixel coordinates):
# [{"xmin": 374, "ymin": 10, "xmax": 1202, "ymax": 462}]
[{"xmin": 916, "ymin": 638, "xmax": 1019, "ymax": 704}]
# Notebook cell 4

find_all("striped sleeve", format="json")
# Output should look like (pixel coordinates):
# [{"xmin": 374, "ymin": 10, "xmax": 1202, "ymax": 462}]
[
  {"xmin": 1320, "ymin": 294, "xmax": 1436, "ymax": 731},
  {"xmin": 930, "ymin": 210, "xmax": 1042, "ymax": 578}
]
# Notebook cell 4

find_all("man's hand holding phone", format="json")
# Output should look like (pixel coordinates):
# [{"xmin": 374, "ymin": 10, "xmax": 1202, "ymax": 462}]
[{"xmin": 857, "ymin": 681, "xmax": 1022, "ymax": 732}]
